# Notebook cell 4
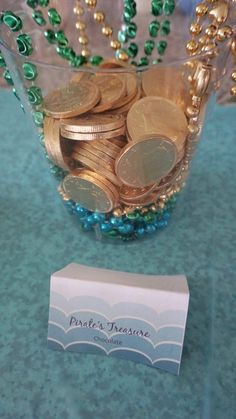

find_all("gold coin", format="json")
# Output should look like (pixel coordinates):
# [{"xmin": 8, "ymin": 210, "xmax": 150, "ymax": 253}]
[
  {"xmin": 62, "ymin": 169, "xmax": 116, "ymax": 213},
  {"xmin": 75, "ymin": 140, "xmax": 120, "ymax": 159},
  {"xmin": 60, "ymin": 113, "xmax": 125, "ymax": 133},
  {"xmin": 112, "ymin": 73, "xmax": 138, "ymax": 109},
  {"xmin": 73, "ymin": 147, "xmax": 114, "ymax": 169},
  {"xmin": 115, "ymin": 136, "xmax": 177, "ymax": 188},
  {"xmin": 74, "ymin": 142, "xmax": 115, "ymax": 164},
  {"xmin": 142, "ymin": 67, "xmax": 188, "ymax": 111},
  {"xmin": 99, "ymin": 139, "xmax": 123, "ymax": 154},
  {"xmin": 43, "ymin": 80, "xmax": 100, "ymax": 118},
  {"xmin": 111, "ymin": 87, "xmax": 141, "ymax": 115},
  {"xmin": 108, "ymin": 136, "xmax": 127, "ymax": 147},
  {"xmin": 127, "ymin": 97, "xmax": 188, "ymax": 153},
  {"xmin": 91, "ymin": 75, "xmax": 126, "ymax": 113},
  {"xmin": 70, "ymin": 70, "xmax": 90, "ymax": 83},
  {"xmin": 44, "ymin": 116, "xmax": 71, "ymax": 170},
  {"xmin": 119, "ymin": 183, "xmax": 157, "ymax": 202},
  {"xmin": 61, "ymin": 125, "xmax": 126, "ymax": 141},
  {"xmin": 72, "ymin": 151, "xmax": 121, "ymax": 186},
  {"xmin": 120, "ymin": 192, "xmax": 157, "ymax": 207},
  {"xmin": 82, "ymin": 168, "xmax": 119, "ymax": 202}
]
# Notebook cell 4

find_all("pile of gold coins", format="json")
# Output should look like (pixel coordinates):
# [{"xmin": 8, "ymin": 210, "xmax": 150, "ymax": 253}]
[{"xmin": 43, "ymin": 63, "xmax": 190, "ymax": 215}]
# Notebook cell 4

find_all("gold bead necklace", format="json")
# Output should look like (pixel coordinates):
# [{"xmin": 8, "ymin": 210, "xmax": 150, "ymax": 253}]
[{"xmin": 73, "ymin": 0, "xmax": 91, "ymax": 58}]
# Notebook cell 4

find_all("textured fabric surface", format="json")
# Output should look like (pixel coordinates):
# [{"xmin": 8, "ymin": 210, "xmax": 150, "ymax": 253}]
[{"xmin": 0, "ymin": 90, "xmax": 235, "ymax": 419}]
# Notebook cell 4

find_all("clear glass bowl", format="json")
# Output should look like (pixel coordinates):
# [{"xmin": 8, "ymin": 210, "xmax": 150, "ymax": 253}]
[{"xmin": 0, "ymin": 0, "xmax": 231, "ymax": 241}]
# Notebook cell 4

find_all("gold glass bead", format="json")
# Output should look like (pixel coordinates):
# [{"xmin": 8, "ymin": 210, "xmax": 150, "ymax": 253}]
[
  {"xmin": 199, "ymin": 34, "xmax": 209, "ymax": 45},
  {"xmin": 81, "ymin": 48, "xmax": 91, "ymax": 57},
  {"xmin": 93, "ymin": 11, "xmax": 105, "ymax": 22},
  {"xmin": 110, "ymin": 39, "xmax": 121, "ymax": 50},
  {"xmin": 186, "ymin": 39, "xmax": 199, "ymax": 54},
  {"xmin": 209, "ymin": 1, "xmax": 229, "ymax": 24},
  {"xmin": 195, "ymin": 4, "xmax": 208, "ymax": 17},
  {"xmin": 188, "ymin": 124, "xmax": 200, "ymax": 135},
  {"xmin": 117, "ymin": 50, "xmax": 129, "ymax": 62},
  {"xmin": 186, "ymin": 106, "xmax": 199, "ymax": 118},
  {"xmin": 231, "ymin": 71, "xmax": 236, "ymax": 82},
  {"xmin": 190, "ymin": 22, "xmax": 202, "ymax": 35},
  {"xmin": 217, "ymin": 26, "xmax": 233, "ymax": 41},
  {"xmin": 201, "ymin": 42, "xmax": 217, "ymax": 57},
  {"xmin": 205, "ymin": 24, "xmax": 218, "ymax": 38},
  {"xmin": 76, "ymin": 21, "xmax": 86, "ymax": 31},
  {"xmin": 150, "ymin": 204, "xmax": 157, "ymax": 212},
  {"xmin": 230, "ymin": 86, "xmax": 236, "ymax": 96},
  {"xmin": 113, "ymin": 208, "xmax": 123, "ymax": 217},
  {"xmin": 78, "ymin": 35, "xmax": 88, "ymax": 45},
  {"xmin": 231, "ymin": 39, "xmax": 236, "ymax": 56},
  {"xmin": 73, "ymin": 6, "xmax": 84, "ymax": 16},
  {"xmin": 140, "ymin": 207, "xmax": 149, "ymax": 215},
  {"xmin": 85, "ymin": 0, "xmax": 97, "ymax": 8},
  {"xmin": 102, "ymin": 26, "xmax": 113, "ymax": 37}
]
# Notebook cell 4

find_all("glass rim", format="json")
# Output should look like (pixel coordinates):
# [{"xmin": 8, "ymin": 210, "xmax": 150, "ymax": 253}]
[{"xmin": 0, "ymin": 37, "xmax": 209, "ymax": 74}]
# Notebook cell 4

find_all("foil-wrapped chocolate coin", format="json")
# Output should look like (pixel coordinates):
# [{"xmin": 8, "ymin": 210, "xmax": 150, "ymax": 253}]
[
  {"xmin": 91, "ymin": 75, "xmax": 126, "ymax": 113},
  {"xmin": 44, "ymin": 116, "xmax": 71, "ymax": 170},
  {"xmin": 115, "ymin": 136, "xmax": 177, "ymax": 188},
  {"xmin": 62, "ymin": 169, "xmax": 117, "ymax": 213},
  {"xmin": 127, "ymin": 97, "xmax": 188, "ymax": 153},
  {"xmin": 43, "ymin": 80, "xmax": 100, "ymax": 118},
  {"xmin": 60, "ymin": 113, "xmax": 125, "ymax": 133},
  {"xmin": 61, "ymin": 125, "xmax": 126, "ymax": 141}
]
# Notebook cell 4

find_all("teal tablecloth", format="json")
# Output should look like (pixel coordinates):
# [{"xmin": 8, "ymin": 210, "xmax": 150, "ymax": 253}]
[{"xmin": 0, "ymin": 90, "xmax": 235, "ymax": 419}]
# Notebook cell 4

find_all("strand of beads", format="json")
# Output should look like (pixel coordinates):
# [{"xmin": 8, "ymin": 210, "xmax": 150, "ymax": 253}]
[
  {"xmin": 84, "ymin": 0, "xmax": 129, "ymax": 62},
  {"xmin": 118, "ymin": 0, "xmax": 139, "ymax": 65},
  {"xmin": 59, "ymin": 184, "xmax": 178, "ymax": 240},
  {"xmin": 73, "ymin": 0, "xmax": 91, "ymax": 59}
]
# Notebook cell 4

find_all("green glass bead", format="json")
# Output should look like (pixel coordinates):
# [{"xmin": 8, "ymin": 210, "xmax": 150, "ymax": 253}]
[
  {"xmin": 127, "ymin": 42, "xmax": 138, "ymax": 58},
  {"xmin": 33, "ymin": 111, "xmax": 45, "ymax": 127},
  {"xmin": 48, "ymin": 8, "xmax": 61, "ymax": 26},
  {"xmin": 55, "ymin": 30, "xmax": 68, "ymax": 47},
  {"xmin": 26, "ymin": 0, "xmax": 38, "ymax": 9},
  {"xmin": 144, "ymin": 40, "xmax": 155, "ymax": 56},
  {"xmin": 44, "ymin": 29, "xmax": 56, "ymax": 44},
  {"xmin": 126, "ymin": 22, "xmax": 137, "ymax": 39},
  {"xmin": 0, "ymin": 53, "xmax": 6, "ymax": 68},
  {"xmin": 157, "ymin": 40, "xmax": 167, "ymax": 55},
  {"xmin": 70, "ymin": 55, "xmax": 86, "ymax": 67},
  {"xmin": 151, "ymin": 0, "xmax": 163, "ymax": 16},
  {"xmin": 103, "ymin": 229, "xmax": 119, "ymax": 238},
  {"xmin": 163, "ymin": 0, "xmax": 175, "ymax": 16},
  {"xmin": 130, "ymin": 60, "xmax": 137, "ymax": 66},
  {"xmin": 123, "ymin": 3, "xmax": 136, "ymax": 22},
  {"xmin": 3, "ymin": 69, "xmax": 14, "ymax": 85},
  {"xmin": 23, "ymin": 62, "xmax": 38, "ymax": 81},
  {"xmin": 57, "ymin": 46, "xmax": 76, "ymax": 61},
  {"xmin": 138, "ymin": 57, "xmax": 149, "ymax": 66},
  {"xmin": 39, "ymin": 0, "xmax": 49, "ymax": 6},
  {"xmin": 89, "ymin": 55, "xmax": 103, "ymax": 66},
  {"xmin": 118, "ymin": 30, "xmax": 127, "ymax": 44},
  {"xmin": 144, "ymin": 212, "xmax": 155, "ymax": 223},
  {"xmin": 16, "ymin": 34, "xmax": 33, "ymax": 56},
  {"xmin": 149, "ymin": 20, "xmax": 160, "ymax": 37},
  {"xmin": 12, "ymin": 87, "xmax": 20, "ymax": 101},
  {"xmin": 32, "ymin": 10, "xmax": 46, "ymax": 26},
  {"xmin": 161, "ymin": 19, "xmax": 171, "ymax": 35},
  {"xmin": 126, "ymin": 212, "xmax": 140, "ymax": 221},
  {"xmin": 3, "ymin": 11, "xmax": 23, "ymax": 32},
  {"xmin": 38, "ymin": 132, "xmax": 45, "ymax": 146},
  {"xmin": 27, "ymin": 86, "xmax": 43, "ymax": 105}
]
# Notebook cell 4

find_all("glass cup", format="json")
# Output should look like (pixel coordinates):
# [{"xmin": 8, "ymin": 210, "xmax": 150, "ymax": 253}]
[{"xmin": 0, "ymin": 0, "xmax": 231, "ymax": 241}]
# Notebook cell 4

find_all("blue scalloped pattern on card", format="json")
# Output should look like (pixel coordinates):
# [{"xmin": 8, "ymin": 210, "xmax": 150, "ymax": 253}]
[{"xmin": 48, "ymin": 292, "xmax": 187, "ymax": 375}]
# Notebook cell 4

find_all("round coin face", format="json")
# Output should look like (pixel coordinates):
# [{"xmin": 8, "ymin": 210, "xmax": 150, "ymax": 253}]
[
  {"xmin": 44, "ymin": 117, "xmax": 71, "ymax": 170},
  {"xmin": 115, "ymin": 136, "xmax": 177, "ymax": 187},
  {"xmin": 60, "ymin": 113, "xmax": 125, "ymax": 133},
  {"xmin": 127, "ymin": 96, "xmax": 188, "ymax": 152},
  {"xmin": 91, "ymin": 75, "xmax": 126, "ymax": 113},
  {"xmin": 142, "ymin": 67, "xmax": 188, "ymax": 111},
  {"xmin": 63, "ymin": 170, "xmax": 116, "ymax": 213},
  {"xmin": 43, "ymin": 80, "xmax": 100, "ymax": 118}
]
